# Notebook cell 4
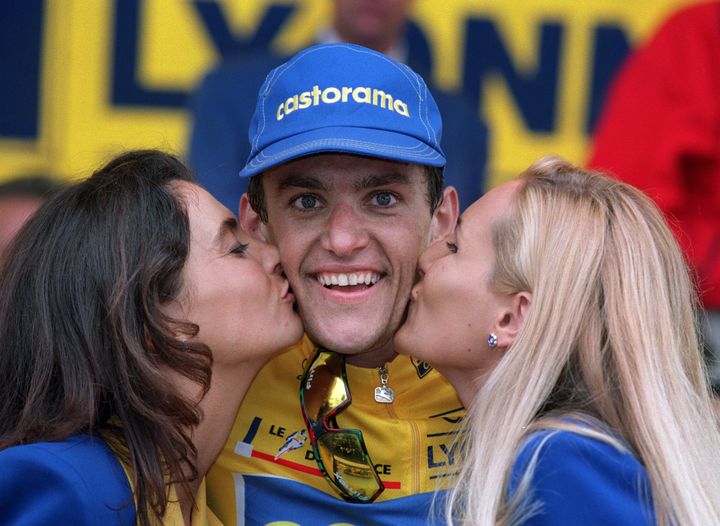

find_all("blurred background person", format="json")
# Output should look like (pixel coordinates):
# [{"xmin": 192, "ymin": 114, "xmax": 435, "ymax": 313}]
[
  {"xmin": 188, "ymin": 0, "xmax": 488, "ymax": 212},
  {"xmin": 588, "ymin": 1, "xmax": 720, "ymax": 392},
  {"xmin": 0, "ymin": 174, "xmax": 61, "ymax": 263}
]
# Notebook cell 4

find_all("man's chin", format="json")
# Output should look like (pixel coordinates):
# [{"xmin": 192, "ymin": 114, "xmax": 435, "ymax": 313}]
[
  {"xmin": 305, "ymin": 327, "xmax": 396, "ymax": 364},
  {"xmin": 308, "ymin": 333, "xmax": 381, "ymax": 355}
]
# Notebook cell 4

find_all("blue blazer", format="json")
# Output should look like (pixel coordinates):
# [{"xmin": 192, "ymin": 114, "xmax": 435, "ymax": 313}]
[
  {"xmin": 509, "ymin": 428, "xmax": 656, "ymax": 525},
  {"xmin": 0, "ymin": 434, "xmax": 136, "ymax": 525}
]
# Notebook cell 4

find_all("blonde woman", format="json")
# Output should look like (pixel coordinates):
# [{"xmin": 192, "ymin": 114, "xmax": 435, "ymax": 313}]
[{"xmin": 395, "ymin": 157, "xmax": 720, "ymax": 525}]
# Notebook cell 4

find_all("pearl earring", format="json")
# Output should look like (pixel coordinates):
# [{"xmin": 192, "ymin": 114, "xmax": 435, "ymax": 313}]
[{"xmin": 487, "ymin": 333, "xmax": 498, "ymax": 348}]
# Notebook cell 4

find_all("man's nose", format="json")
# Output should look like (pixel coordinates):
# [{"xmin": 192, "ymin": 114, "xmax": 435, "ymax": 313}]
[{"xmin": 321, "ymin": 202, "xmax": 370, "ymax": 257}]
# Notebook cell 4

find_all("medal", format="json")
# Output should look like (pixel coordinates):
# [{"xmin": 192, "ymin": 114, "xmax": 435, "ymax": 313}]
[{"xmin": 374, "ymin": 365, "xmax": 394, "ymax": 403}]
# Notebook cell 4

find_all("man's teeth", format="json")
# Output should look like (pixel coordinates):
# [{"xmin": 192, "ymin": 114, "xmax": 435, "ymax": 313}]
[{"xmin": 317, "ymin": 272, "xmax": 380, "ymax": 287}]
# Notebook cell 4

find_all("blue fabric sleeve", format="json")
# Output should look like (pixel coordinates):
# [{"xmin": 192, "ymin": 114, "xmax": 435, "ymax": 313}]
[
  {"xmin": 508, "ymin": 430, "xmax": 655, "ymax": 525},
  {"xmin": 0, "ymin": 437, "xmax": 135, "ymax": 525}
]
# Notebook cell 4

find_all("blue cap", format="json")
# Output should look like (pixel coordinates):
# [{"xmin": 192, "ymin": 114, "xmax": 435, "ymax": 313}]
[{"xmin": 240, "ymin": 43, "xmax": 445, "ymax": 178}]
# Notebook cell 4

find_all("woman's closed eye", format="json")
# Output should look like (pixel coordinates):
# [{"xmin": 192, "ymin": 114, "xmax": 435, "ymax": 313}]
[{"xmin": 230, "ymin": 243, "xmax": 248, "ymax": 256}]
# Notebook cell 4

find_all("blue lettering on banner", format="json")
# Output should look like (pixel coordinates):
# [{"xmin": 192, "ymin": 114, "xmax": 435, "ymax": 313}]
[
  {"xmin": 462, "ymin": 18, "xmax": 563, "ymax": 132},
  {"xmin": 586, "ymin": 25, "xmax": 631, "ymax": 133},
  {"xmin": 0, "ymin": 0, "xmax": 44, "ymax": 138},
  {"xmin": 111, "ymin": 0, "xmax": 186, "ymax": 107},
  {"xmin": 2, "ymin": 1, "xmax": 636, "ymax": 142},
  {"xmin": 111, "ymin": 1, "xmax": 296, "ymax": 108},
  {"xmin": 108, "ymin": 0, "xmax": 634, "ymax": 134},
  {"xmin": 193, "ymin": 2, "xmax": 295, "ymax": 55}
]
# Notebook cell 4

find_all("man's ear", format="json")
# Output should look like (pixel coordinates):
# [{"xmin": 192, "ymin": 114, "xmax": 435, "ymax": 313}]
[
  {"xmin": 429, "ymin": 186, "xmax": 459, "ymax": 243},
  {"xmin": 239, "ymin": 193, "xmax": 269, "ymax": 242},
  {"xmin": 495, "ymin": 292, "xmax": 532, "ymax": 349}
]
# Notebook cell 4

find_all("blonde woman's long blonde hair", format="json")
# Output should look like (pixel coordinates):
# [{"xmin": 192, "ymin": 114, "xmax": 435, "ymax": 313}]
[{"xmin": 445, "ymin": 157, "xmax": 720, "ymax": 525}]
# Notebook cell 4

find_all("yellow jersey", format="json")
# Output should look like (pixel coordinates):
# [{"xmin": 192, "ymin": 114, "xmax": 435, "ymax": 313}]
[{"xmin": 207, "ymin": 335, "xmax": 464, "ymax": 526}]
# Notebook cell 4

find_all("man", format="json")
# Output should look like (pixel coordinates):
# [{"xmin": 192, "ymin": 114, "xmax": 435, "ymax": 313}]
[
  {"xmin": 206, "ymin": 44, "xmax": 464, "ymax": 525},
  {"xmin": 188, "ymin": 0, "xmax": 487, "ymax": 212}
]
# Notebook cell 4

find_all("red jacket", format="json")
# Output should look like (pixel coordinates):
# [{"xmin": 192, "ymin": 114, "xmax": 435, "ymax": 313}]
[{"xmin": 589, "ymin": 1, "xmax": 720, "ymax": 308}]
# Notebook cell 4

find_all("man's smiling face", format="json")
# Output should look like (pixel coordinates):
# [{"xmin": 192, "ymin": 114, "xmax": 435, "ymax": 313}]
[{"xmin": 257, "ymin": 153, "xmax": 436, "ymax": 365}]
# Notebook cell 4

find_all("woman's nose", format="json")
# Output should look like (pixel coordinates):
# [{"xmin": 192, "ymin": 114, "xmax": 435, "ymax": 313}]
[
  {"xmin": 254, "ymin": 239, "xmax": 283, "ymax": 275},
  {"xmin": 417, "ymin": 237, "xmax": 451, "ymax": 277}
]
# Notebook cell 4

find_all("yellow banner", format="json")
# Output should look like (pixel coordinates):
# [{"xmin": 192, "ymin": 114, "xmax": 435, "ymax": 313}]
[{"xmin": 0, "ymin": 0, "xmax": 698, "ymax": 187}]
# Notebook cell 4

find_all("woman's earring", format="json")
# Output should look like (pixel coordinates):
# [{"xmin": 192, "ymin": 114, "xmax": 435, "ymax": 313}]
[{"xmin": 487, "ymin": 333, "xmax": 498, "ymax": 348}]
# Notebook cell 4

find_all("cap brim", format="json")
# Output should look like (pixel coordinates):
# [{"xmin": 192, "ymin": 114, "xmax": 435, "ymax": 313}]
[{"xmin": 239, "ymin": 126, "xmax": 445, "ymax": 178}]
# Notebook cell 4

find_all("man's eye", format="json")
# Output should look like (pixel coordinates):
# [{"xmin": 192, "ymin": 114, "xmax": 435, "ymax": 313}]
[
  {"xmin": 371, "ymin": 192, "xmax": 397, "ymax": 207},
  {"xmin": 446, "ymin": 241, "xmax": 458, "ymax": 254},
  {"xmin": 292, "ymin": 195, "xmax": 321, "ymax": 210}
]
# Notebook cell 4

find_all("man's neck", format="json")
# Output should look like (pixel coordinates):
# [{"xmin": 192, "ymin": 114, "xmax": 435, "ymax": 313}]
[
  {"xmin": 344, "ymin": 342, "xmax": 397, "ymax": 368},
  {"xmin": 316, "ymin": 27, "xmax": 407, "ymax": 64}
]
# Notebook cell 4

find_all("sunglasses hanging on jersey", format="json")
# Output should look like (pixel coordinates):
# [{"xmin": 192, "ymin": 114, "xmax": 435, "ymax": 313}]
[{"xmin": 299, "ymin": 349, "xmax": 384, "ymax": 503}]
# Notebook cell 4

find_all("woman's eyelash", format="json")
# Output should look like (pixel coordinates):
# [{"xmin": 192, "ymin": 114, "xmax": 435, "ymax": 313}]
[{"xmin": 231, "ymin": 243, "xmax": 248, "ymax": 255}]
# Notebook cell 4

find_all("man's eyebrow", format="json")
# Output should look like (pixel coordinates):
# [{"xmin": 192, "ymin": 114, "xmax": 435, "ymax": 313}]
[
  {"xmin": 277, "ymin": 175, "xmax": 329, "ymax": 192},
  {"xmin": 355, "ymin": 172, "xmax": 411, "ymax": 191},
  {"xmin": 213, "ymin": 217, "xmax": 238, "ymax": 247}
]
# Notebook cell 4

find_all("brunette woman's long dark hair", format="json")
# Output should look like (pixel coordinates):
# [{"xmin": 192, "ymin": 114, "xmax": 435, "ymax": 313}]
[{"xmin": 0, "ymin": 150, "xmax": 212, "ymax": 526}]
